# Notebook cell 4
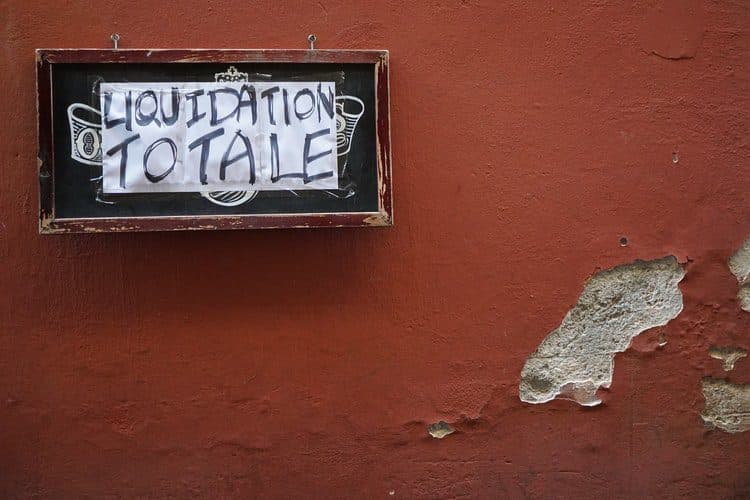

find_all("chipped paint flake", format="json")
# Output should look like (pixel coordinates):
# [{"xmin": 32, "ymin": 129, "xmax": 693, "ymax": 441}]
[
  {"xmin": 519, "ymin": 256, "xmax": 685, "ymax": 406},
  {"xmin": 709, "ymin": 346, "xmax": 747, "ymax": 372},
  {"xmin": 701, "ymin": 378, "xmax": 750, "ymax": 433},
  {"xmin": 427, "ymin": 421, "xmax": 454, "ymax": 439},
  {"xmin": 363, "ymin": 213, "xmax": 391, "ymax": 226},
  {"xmin": 729, "ymin": 236, "xmax": 750, "ymax": 312}
]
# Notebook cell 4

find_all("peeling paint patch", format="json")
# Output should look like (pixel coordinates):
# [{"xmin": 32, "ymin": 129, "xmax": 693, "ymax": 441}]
[
  {"xmin": 729, "ymin": 236, "xmax": 750, "ymax": 312},
  {"xmin": 701, "ymin": 378, "xmax": 750, "ymax": 433},
  {"xmin": 709, "ymin": 346, "xmax": 747, "ymax": 372},
  {"xmin": 639, "ymin": 0, "xmax": 704, "ymax": 60},
  {"xmin": 519, "ymin": 256, "xmax": 685, "ymax": 406},
  {"xmin": 427, "ymin": 421, "xmax": 454, "ymax": 439}
]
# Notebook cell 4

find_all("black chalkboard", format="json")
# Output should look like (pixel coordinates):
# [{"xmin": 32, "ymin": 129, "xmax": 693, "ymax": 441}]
[{"xmin": 37, "ymin": 50, "xmax": 392, "ymax": 232}]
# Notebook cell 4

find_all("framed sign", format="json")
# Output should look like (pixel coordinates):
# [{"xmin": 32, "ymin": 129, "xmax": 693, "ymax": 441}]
[{"xmin": 36, "ymin": 49, "xmax": 392, "ymax": 233}]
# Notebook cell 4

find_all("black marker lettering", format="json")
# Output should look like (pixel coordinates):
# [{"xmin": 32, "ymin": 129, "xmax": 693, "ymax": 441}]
[
  {"xmin": 103, "ymin": 90, "xmax": 133, "ymax": 131},
  {"xmin": 238, "ymin": 84, "xmax": 257, "ymax": 125},
  {"xmin": 188, "ymin": 128, "xmax": 225, "ymax": 185},
  {"xmin": 294, "ymin": 89, "xmax": 315, "ymax": 121},
  {"xmin": 135, "ymin": 90, "xmax": 160, "ymax": 127},
  {"xmin": 269, "ymin": 133, "xmax": 292, "ymax": 182},
  {"xmin": 317, "ymin": 83, "xmax": 334, "ymax": 121},
  {"xmin": 185, "ymin": 90, "xmax": 206, "ymax": 127},
  {"xmin": 105, "ymin": 133, "xmax": 140, "ymax": 189},
  {"xmin": 282, "ymin": 88, "xmax": 290, "ymax": 126},
  {"xmin": 303, "ymin": 128, "xmax": 333, "ymax": 183},
  {"xmin": 125, "ymin": 91, "xmax": 132, "ymax": 131},
  {"xmin": 209, "ymin": 87, "xmax": 240, "ymax": 126},
  {"xmin": 142, "ymin": 138, "xmax": 176, "ymax": 183},
  {"xmin": 220, "ymin": 130, "xmax": 255, "ymax": 184},
  {"xmin": 260, "ymin": 86, "xmax": 280, "ymax": 125},
  {"xmin": 160, "ymin": 87, "xmax": 180, "ymax": 126},
  {"xmin": 103, "ymin": 91, "xmax": 126, "ymax": 129}
]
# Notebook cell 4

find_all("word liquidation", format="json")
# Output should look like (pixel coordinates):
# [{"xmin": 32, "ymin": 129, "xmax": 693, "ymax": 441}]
[{"xmin": 100, "ymin": 82, "xmax": 338, "ymax": 193}]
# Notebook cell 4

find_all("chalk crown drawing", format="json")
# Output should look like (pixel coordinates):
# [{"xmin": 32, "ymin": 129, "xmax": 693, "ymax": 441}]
[{"xmin": 214, "ymin": 66, "xmax": 249, "ymax": 83}]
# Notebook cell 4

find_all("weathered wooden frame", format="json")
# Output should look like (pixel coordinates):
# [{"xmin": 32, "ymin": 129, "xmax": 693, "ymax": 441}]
[{"xmin": 36, "ymin": 49, "xmax": 392, "ymax": 233}]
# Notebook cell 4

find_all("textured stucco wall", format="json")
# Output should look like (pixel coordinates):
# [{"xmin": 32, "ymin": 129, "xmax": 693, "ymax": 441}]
[{"xmin": 1, "ymin": 0, "xmax": 750, "ymax": 498}]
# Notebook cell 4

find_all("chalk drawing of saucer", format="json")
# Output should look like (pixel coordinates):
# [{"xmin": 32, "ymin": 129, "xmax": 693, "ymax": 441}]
[{"xmin": 201, "ymin": 190, "xmax": 259, "ymax": 207}]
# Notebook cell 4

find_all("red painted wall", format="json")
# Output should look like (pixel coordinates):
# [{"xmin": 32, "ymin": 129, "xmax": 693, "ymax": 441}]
[{"xmin": 1, "ymin": 1, "xmax": 749, "ymax": 497}]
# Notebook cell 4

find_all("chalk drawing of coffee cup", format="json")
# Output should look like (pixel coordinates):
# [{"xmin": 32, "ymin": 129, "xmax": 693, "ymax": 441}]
[
  {"xmin": 335, "ymin": 96, "xmax": 364, "ymax": 156},
  {"xmin": 67, "ymin": 103, "xmax": 103, "ymax": 166}
]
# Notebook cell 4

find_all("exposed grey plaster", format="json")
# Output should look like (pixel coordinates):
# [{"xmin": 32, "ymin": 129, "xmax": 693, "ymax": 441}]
[
  {"xmin": 729, "ymin": 236, "xmax": 750, "ymax": 312},
  {"xmin": 519, "ymin": 256, "xmax": 685, "ymax": 406},
  {"xmin": 709, "ymin": 346, "xmax": 747, "ymax": 372},
  {"xmin": 427, "ymin": 421, "xmax": 454, "ymax": 439},
  {"xmin": 701, "ymin": 378, "xmax": 750, "ymax": 433}
]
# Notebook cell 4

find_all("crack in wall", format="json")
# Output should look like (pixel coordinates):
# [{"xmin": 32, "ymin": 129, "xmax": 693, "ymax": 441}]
[
  {"xmin": 519, "ymin": 256, "xmax": 685, "ymax": 406},
  {"xmin": 729, "ymin": 236, "xmax": 750, "ymax": 312},
  {"xmin": 701, "ymin": 378, "xmax": 750, "ymax": 433}
]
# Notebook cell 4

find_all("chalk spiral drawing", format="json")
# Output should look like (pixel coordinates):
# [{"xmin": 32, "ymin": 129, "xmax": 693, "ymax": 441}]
[{"xmin": 66, "ymin": 66, "xmax": 365, "ymax": 207}]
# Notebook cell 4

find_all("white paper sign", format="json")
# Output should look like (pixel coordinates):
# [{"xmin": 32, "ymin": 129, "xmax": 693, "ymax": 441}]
[{"xmin": 100, "ymin": 82, "xmax": 337, "ymax": 193}]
